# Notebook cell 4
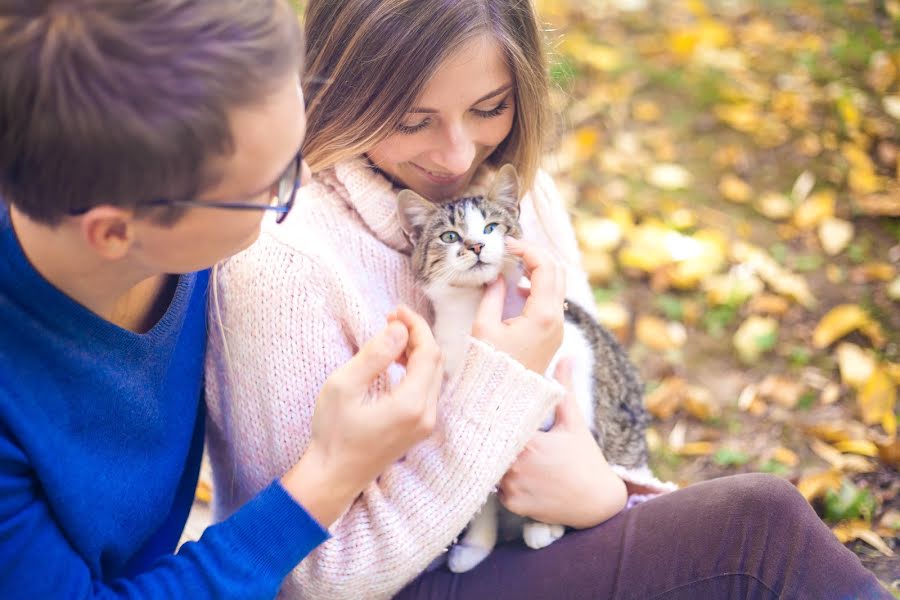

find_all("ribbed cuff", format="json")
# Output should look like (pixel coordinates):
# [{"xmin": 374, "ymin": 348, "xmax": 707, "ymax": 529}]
[{"xmin": 224, "ymin": 480, "xmax": 330, "ymax": 580}]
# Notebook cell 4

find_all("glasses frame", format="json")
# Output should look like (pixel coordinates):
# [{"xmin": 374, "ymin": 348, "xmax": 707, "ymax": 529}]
[{"xmin": 69, "ymin": 150, "xmax": 303, "ymax": 224}]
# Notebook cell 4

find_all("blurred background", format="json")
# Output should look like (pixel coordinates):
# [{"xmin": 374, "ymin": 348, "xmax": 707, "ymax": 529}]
[
  {"xmin": 533, "ymin": 0, "xmax": 899, "ymax": 586},
  {"xmin": 186, "ymin": 0, "xmax": 900, "ymax": 590}
]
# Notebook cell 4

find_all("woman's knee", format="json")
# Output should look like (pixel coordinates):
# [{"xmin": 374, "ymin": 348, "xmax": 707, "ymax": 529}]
[{"xmin": 716, "ymin": 473, "xmax": 812, "ymax": 524}]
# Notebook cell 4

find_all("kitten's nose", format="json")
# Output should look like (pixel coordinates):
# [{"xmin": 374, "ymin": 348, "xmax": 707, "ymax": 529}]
[{"xmin": 468, "ymin": 243, "xmax": 484, "ymax": 255}]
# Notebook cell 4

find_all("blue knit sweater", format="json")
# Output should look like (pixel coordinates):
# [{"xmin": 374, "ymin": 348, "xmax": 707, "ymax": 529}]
[{"xmin": 0, "ymin": 206, "xmax": 328, "ymax": 598}]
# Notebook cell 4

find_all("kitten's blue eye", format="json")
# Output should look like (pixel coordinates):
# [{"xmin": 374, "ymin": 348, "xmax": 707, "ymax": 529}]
[
  {"xmin": 440, "ymin": 231, "xmax": 460, "ymax": 243},
  {"xmin": 483, "ymin": 223, "xmax": 499, "ymax": 234}
]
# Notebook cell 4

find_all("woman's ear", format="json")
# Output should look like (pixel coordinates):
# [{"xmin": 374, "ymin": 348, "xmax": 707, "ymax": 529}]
[
  {"xmin": 489, "ymin": 163, "xmax": 520, "ymax": 220},
  {"xmin": 396, "ymin": 189, "xmax": 435, "ymax": 242}
]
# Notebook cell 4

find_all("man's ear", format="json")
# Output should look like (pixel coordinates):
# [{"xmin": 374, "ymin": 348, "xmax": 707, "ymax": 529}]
[
  {"xmin": 396, "ymin": 189, "xmax": 435, "ymax": 242},
  {"xmin": 489, "ymin": 163, "xmax": 521, "ymax": 220},
  {"xmin": 79, "ymin": 206, "xmax": 137, "ymax": 261}
]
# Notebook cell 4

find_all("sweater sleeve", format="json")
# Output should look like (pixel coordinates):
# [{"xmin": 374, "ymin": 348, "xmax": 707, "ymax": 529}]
[
  {"xmin": 0, "ymin": 420, "xmax": 328, "ymax": 599},
  {"xmin": 204, "ymin": 240, "xmax": 565, "ymax": 600},
  {"xmin": 520, "ymin": 170, "xmax": 597, "ymax": 315}
]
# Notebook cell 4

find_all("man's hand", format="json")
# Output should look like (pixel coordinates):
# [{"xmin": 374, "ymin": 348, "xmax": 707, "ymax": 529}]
[{"xmin": 281, "ymin": 305, "xmax": 443, "ymax": 526}]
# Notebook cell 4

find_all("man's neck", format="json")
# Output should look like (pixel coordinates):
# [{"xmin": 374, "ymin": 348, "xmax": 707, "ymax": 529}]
[{"xmin": 9, "ymin": 207, "xmax": 177, "ymax": 333}]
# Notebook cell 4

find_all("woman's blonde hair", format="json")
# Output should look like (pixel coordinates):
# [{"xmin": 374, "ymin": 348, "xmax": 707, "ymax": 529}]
[{"xmin": 301, "ymin": 0, "xmax": 549, "ymax": 196}]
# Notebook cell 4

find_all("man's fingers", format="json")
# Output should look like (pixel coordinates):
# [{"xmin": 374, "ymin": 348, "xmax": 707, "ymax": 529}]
[
  {"xmin": 336, "ymin": 321, "xmax": 408, "ymax": 392},
  {"xmin": 391, "ymin": 305, "xmax": 444, "ymax": 405}
]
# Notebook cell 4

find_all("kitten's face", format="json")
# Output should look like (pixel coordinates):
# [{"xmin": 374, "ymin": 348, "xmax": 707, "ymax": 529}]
[{"xmin": 398, "ymin": 164, "xmax": 522, "ymax": 289}]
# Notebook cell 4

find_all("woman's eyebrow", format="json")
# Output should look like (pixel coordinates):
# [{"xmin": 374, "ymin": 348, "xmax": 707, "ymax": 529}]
[{"xmin": 408, "ymin": 82, "xmax": 514, "ymax": 114}]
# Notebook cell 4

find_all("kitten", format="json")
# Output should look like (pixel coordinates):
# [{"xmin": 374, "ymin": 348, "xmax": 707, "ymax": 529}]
[{"xmin": 397, "ymin": 164, "xmax": 651, "ymax": 573}]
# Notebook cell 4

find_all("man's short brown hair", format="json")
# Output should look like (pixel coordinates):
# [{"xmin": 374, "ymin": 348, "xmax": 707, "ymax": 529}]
[{"xmin": 0, "ymin": 0, "xmax": 303, "ymax": 225}]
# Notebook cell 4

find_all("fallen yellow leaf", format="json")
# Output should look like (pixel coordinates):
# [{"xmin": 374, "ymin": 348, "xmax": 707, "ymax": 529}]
[
  {"xmin": 773, "ymin": 446, "xmax": 799, "ymax": 467},
  {"xmin": 719, "ymin": 173, "xmax": 753, "ymax": 203},
  {"xmin": 797, "ymin": 469, "xmax": 842, "ymax": 502},
  {"xmin": 812, "ymin": 304, "xmax": 881, "ymax": 349},
  {"xmin": 857, "ymin": 367, "xmax": 897, "ymax": 430},
  {"xmin": 645, "ymin": 377, "xmax": 686, "ymax": 420},
  {"xmin": 793, "ymin": 190, "xmax": 835, "ymax": 229},
  {"xmin": 833, "ymin": 440, "xmax": 880, "ymax": 457},
  {"xmin": 832, "ymin": 521, "xmax": 895, "ymax": 556},
  {"xmin": 676, "ymin": 441, "xmax": 716, "ymax": 456}
]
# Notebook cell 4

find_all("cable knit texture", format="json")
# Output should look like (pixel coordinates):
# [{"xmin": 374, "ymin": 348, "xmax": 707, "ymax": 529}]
[{"xmin": 205, "ymin": 158, "xmax": 670, "ymax": 599}]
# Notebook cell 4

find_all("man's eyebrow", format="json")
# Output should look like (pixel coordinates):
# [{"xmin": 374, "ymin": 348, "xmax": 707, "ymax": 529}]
[{"xmin": 408, "ymin": 83, "xmax": 514, "ymax": 114}]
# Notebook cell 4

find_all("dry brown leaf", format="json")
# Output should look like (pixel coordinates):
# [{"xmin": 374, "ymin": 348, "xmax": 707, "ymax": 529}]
[
  {"xmin": 878, "ymin": 438, "xmax": 900, "ymax": 468},
  {"xmin": 583, "ymin": 251, "xmax": 616, "ymax": 285},
  {"xmin": 731, "ymin": 241, "xmax": 817, "ymax": 308},
  {"xmin": 849, "ymin": 262, "xmax": 896, "ymax": 283},
  {"xmin": 719, "ymin": 173, "xmax": 752, "ymax": 203},
  {"xmin": 636, "ymin": 315, "xmax": 687, "ymax": 351},
  {"xmin": 758, "ymin": 375, "xmax": 805, "ymax": 408},
  {"xmin": 595, "ymin": 302, "xmax": 631, "ymax": 343},
  {"xmin": 746, "ymin": 293, "xmax": 791, "ymax": 316},
  {"xmin": 853, "ymin": 189, "xmax": 900, "ymax": 217},
  {"xmin": 645, "ymin": 377, "xmax": 686, "ymax": 420},
  {"xmin": 683, "ymin": 385, "xmax": 720, "ymax": 421}
]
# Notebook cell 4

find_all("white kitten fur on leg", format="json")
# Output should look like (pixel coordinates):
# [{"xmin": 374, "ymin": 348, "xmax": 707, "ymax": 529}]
[{"xmin": 447, "ymin": 496, "xmax": 499, "ymax": 573}]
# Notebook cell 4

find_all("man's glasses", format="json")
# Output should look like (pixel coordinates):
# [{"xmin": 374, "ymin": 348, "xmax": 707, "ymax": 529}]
[{"xmin": 69, "ymin": 151, "xmax": 303, "ymax": 224}]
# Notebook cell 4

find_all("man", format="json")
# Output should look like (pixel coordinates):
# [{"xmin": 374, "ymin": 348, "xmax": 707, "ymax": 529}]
[{"xmin": 0, "ymin": 1, "xmax": 442, "ymax": 597}]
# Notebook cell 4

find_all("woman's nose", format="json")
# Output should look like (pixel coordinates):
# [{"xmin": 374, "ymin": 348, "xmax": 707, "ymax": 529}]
[{"xmin": 430, "ymin": 123, "xmax": 476, "ymax": 175}]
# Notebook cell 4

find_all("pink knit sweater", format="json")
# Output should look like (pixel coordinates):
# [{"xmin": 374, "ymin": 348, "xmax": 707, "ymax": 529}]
[{"xmin": 205, "ymin": 158, "xmax": 672, "ymax": 599}]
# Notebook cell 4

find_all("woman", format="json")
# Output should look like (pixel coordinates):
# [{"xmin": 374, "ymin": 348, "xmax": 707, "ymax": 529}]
[{"xmin": 205, "ymin": 1, "xmax": 890, "ymax": 598}]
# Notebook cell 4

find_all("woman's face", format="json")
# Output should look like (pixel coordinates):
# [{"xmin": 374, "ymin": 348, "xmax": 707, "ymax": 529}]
[{"xmin": 366, "ymin": 33, "xmax": 516, "ymax": 202}]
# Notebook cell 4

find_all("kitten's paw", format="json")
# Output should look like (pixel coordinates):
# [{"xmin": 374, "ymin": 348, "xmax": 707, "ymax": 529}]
[
  {"xmin": 447, "ymin": 543, "xmax": 492, "ymax": 573},
  {"xmin": 523, "ymin": 522, "xmax": 565, "ymax": 550}
]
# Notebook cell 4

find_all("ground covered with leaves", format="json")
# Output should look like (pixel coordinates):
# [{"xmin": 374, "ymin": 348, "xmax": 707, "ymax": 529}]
[{"xmin": 539, "ymin": 0, "xmax": 899, "ymax": 589}]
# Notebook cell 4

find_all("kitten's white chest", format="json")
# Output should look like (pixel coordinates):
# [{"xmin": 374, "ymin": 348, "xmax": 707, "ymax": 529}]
[{"xmin": 428, "ymin": 286, "xmax": 484, "ymax": 377}]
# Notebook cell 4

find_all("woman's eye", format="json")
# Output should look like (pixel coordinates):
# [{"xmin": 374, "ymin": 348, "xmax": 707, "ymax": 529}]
[
  {"xmin": 397, "ymin": 118, "xmax": 431, "ymax": 135},
  {"xmin": 483, "ymin": 222, "xmax": 499, "ymax": 234},
  {"xmin": 473, "ymin": 101, "xmax": 510, "ymax": 119},
  {"xmin": 439, "ymin": 231, "xmax": 460, "ymax": 243}
]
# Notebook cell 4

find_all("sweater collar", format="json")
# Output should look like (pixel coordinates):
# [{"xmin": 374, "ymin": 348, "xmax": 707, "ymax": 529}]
[{"xmin": 322, "ymin": 158, "xmax": 413, "ymax": 254}]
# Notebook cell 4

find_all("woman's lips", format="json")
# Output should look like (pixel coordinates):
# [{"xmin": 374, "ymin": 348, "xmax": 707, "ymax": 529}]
[{"xmin": 410, "ymin": 162, "xmax": 466, "ymax": 186}]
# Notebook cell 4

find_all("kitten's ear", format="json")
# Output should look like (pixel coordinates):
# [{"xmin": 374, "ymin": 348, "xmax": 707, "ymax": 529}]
[
  {"xmin": 489, "ymin": 163, "xmax": 521, "ymax": 219},
  {"xmin": 397, "ymin": 189, "xmax": 435, "ymax": 242}
]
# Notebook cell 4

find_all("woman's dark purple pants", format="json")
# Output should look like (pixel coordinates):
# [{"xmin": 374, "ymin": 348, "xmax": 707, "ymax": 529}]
[{"xmin": 395, "ymin": 474, "xmax": 890, "ymax": 599}]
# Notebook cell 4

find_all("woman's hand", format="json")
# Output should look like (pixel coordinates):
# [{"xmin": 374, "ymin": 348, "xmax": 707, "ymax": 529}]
[
  {"xmin": 472, "ymin": 238, "xmax": 566, "ymax": 374},
  {"xmin": 281, "ymin": 305, "xmax": 443, "ymax": 526},
  {"xmin": 498, "ymin": 360, "xmax": 627, "ymax": 529}
]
